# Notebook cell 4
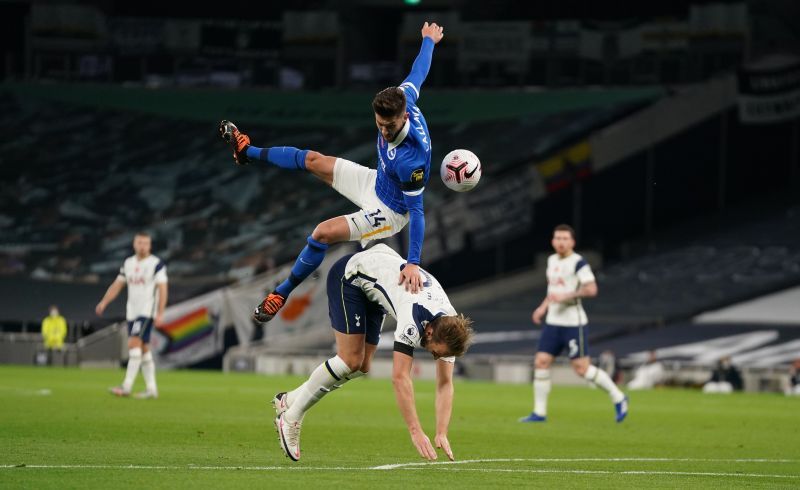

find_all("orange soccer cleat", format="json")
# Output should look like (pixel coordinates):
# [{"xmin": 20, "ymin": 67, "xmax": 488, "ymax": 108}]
[{"xmin": 254, "ymin": 292, "xmax": 286, "ymax": 323}]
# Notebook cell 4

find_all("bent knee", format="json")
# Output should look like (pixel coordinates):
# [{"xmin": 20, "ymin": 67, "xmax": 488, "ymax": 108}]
[
  {"xmin": 311, "ymin": 220, "xmax": 349, "ymax": 244},
  {"xmin": 311, "ymin": 224, "xmax": 333, "ymax": 244},
  {"xmin": 340, "ymin": 354, "xmax": 364, "ymax": 373}
]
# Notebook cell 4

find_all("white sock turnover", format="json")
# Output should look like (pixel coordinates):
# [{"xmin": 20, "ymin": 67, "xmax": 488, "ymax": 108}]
[
  {"xmin": 141, "ymin": 350, "xmax": 157, "ymax": 394},
  {"xmin": 285, "ymin": 356, "xmax": 352, "ymax": 422},
  {"xmin": 122, "ymin": 347, "xmax": 142, "ymax": 393},
  {"xmin": 584, "ymin": 364, "xmax": 625, "ymax": 403},
  {"xmin": 533, "ymin": 368, "xmax": 551, "ymax": 416}
]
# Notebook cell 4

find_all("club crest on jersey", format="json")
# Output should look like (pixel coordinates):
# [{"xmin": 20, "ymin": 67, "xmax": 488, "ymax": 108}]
[
  {"xmin": 411, "ymin": 169, "xmax": 424, "ymax": 183},
  {"xmin": 387, "ymin": 148, "xmax": 396, "ymax": 160}
]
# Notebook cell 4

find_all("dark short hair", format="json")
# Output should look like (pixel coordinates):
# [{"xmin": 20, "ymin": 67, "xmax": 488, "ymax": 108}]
[
  {"xmin": 553, "ymin": 224, "xmax": 576, "ymax": 240},
  {"xmin": 430, "ymin": 314, "xmax": 475, "ymax": 358},
  {"xmin": 134, "ymin": 231, "xmax": 151, "ymax": 239},
  {"xmin": 372, "ymin": 87, "xmax": 406, "ymax": 119}
]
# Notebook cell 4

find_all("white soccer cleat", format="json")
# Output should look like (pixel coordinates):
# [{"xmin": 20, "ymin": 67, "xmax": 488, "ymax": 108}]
[
  {"xmin": 274, "ymin": 413, "xmax": 302, "ymax": 461},
  {"xmin": 272, "ymin": 392, "xmax": 289, "ymax": 415},
  {"xmin": 133, "ymin": 390, "xmax": 158, "ymax": 400},
  {"xmin": 108, "ymin": 386, "xmax": 130, "ymax": 397}
]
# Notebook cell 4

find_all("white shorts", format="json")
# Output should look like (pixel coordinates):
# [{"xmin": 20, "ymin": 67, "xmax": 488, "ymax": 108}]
[{"xmin": 332, "ymin": 158, "xmax": 409, "ymax": 246}]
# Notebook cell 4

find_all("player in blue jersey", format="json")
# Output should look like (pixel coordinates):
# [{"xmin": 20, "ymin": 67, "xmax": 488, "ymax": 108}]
[{"xmin": 218, "ymin": 22, "xmax": 444, "ymax": 323}]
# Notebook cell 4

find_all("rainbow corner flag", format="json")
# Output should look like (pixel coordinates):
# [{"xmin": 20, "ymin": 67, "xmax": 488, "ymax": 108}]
[{"xmin": 157, "ymin": 307, "xmax": 215, "ymax": 353}]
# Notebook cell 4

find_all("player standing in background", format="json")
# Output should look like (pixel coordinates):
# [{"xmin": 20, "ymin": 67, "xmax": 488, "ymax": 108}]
[
  {"xmin": 271, "ymin": 244, "xmax": 474, "ymax": 462},
  {"xmin": 218, "ymin": 22, "xmax": 444, "ymax": 323},
  {"xmin": 519, "ymin": 224, "xmax": 628, "ymax": 423},
  {"xmin": 96, "ymin": 232, "xmax": 168, "ymax": 399}
]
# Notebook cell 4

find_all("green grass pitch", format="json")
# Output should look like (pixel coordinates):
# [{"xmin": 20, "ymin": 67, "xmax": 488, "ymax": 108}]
[{"xmin": 1, "ymin": 365, "xmax": 798, "ymax": 489}]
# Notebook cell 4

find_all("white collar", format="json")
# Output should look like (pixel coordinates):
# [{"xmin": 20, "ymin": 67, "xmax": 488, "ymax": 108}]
[{"xmin": 388, "ymin": 119, "xmax": 410, "ymax": 151}]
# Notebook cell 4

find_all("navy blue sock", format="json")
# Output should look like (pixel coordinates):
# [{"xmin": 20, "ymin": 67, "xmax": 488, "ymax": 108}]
[
  {"xmin": 275, "ymin": 236, "xmax": 329, "ymax": 298},
  {"xmin": 246, "ymin": 146, "xmax": 308, "ymax": 170}
]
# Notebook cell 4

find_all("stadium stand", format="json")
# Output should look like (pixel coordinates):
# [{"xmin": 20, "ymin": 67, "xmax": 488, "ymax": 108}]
[
  {"xmin": 0, "ymin": 86, "xmax": 649, "ymax": 285},
  {"xmin": 472, "ymin": 198, "xmax": 800, "ymax": 316}
]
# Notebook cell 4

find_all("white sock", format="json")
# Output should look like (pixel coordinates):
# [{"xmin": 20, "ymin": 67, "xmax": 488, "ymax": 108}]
[
  {"xmin": 584, "ymin": 364, "xmax": 625, "ymax": 403},
  {"xmin": 141, "ymin": 351, "xmax": 157, "ymax": 394},
  {"xmin": 285, "ymin": 356, "xmax": 352, "ymax": 422},
  {"xmin": 333, "ymin": 369, "xmax": 365, "ymax": 390},
  {"xmin": 122, "ymin": 347, "xmax": 142, "ymax": 393},
  {"xmin": 533, "ymin": 369, "xmax": 551, "ymax": 416},
  {"xmin": 286, "ymin": 369, "xmax": 365, "ymax": 406}
]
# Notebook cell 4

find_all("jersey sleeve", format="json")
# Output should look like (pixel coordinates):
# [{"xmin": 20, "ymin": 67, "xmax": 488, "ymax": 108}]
[
  {"xmin": 116, "ymin": 262, "xmax": 126, "ymax": 282},
  {"xmin": 400, "ymin": 36, "xmax": 435, "ymax": 105},
  {"xmin": 393, "ymin": 308, "xmax": 421, "ymax": 357},
  {"xmin": 393, "ymin": 323, "xmax": 418, "ymax": 357},
  {"xmin": 397, "ymin": 150, "xmax": 426, "ymax": 265},
  {"xmin": 397, "ymin": 147, "xmax": 426, "ymax": 197},
  {"xmin": 575, "ymin": 258, "xmax": 596, "ymax": 284},
  {"xmin": 154, "ymin": 261, "xmax": 168, "ymax": 284}
]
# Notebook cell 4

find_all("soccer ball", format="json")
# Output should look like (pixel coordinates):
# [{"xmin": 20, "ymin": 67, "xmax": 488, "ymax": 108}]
[{"xmin": 440, "ymin": 149, "xmax": 481, "ymax": 192}]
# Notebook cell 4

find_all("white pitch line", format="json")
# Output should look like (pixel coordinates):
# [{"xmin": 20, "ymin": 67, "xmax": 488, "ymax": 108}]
[
  {"xmin": 0, "ymin": 465, "xmax": 358, "ymax": 471},
  {"xmin": 402, "ymin": 468, "xmax": 800, "ymax": 479},
  {"xmin": 372, "ymin": 457, "xmax": 799, "ymax": 470},
  {"xmin": 1, "ymin": 457, "xmax": 798, "ymax": 481}
]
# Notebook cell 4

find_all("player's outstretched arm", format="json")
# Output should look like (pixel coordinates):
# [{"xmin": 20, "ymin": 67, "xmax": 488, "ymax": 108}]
[
  {"xmin": 392, "ymin": 351, "xmax": 437, "ymax": 460},
  {"xmin": 401, "ymin": 22, "xmax": 444, "ymax": 100},
  {"xmin": 95, "ymin": 278, "xmax": 125, "ymax": 316},
  {"xmin": 155, "ymin": 282, "xmax": 168, "ymax": 326},
  {"xmin": 398, "ymin": 190, "xmax": 425, "ymax": 293},
  {"xmin": 532, "ymin": 297, "xmax": 549, "ymax": 325},
  {"xmin": 434, "ymin": 359, "xmax": 455, "ymax": 461}
]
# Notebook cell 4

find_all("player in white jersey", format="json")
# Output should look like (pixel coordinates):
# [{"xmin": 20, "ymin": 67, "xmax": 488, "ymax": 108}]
[
  {"xmin": 271, "ymin": 244, "xmax": 474, "ymax": 462},
  {"xmin": 95, "ymin": 232, "xmax": 168, "ymax": 399},
  {"xmin": 519, "ymin": 224, "xmax": 628, "ymax": 423}
]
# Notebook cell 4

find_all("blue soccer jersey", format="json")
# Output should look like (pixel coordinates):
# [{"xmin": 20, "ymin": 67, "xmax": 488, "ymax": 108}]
[
  {"xmin": 375, "ymin": 87, "xmax": 431, "ymax": 215},
  {"xmin": 374, "ymin": 36, "xmax": 435, "ymax": 265}
]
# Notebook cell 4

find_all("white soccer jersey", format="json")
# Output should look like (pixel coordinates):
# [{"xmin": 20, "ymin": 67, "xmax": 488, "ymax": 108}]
[
  {"xmin": 344, "ymin": 244, "xmax": 457, "ymax": 362},
  {"xmin": 116, "ymin": 254, "xmax": 167, "ymax": 321},
  {"xmin": 545, "ymin": 252, "xmax": 595, "ymax": 327}
]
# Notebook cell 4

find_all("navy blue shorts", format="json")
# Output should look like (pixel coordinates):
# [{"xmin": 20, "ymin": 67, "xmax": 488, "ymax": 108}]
[
  {"xmin": 537, "ymin": 323, "xmax": 589, "ymax": 359},
  {"xmin": 327, "ymin": 254, "xmax": 384, "ymax": 346},
  {"xmin": 127, "ymin": 317, "xmax": 154, "ymax": 343}
]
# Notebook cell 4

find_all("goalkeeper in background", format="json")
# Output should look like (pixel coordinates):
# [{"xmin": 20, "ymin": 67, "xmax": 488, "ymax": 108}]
[{"xmin": 41, "ymin": 305, "xmax": 67, "ymax": 364}]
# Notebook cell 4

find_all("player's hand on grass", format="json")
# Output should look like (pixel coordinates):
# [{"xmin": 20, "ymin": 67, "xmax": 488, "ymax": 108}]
[
  {"xmin": 421, "ymin": 22, "xmax": 444, "ymax": 44},
  {"xmin": 435, "ymin": 433, "xmax": 454, "ymax": 461},
  {"xmin": 411, "ymin": 430, "xmax": 437, "ymax": 460},
  {"xmin": 532, "ymin": 305, "xmax": 547, "ymax": 325},
  {"xmin": 399, "ymin": 263, "xmax": 423, "ymax": 294}
]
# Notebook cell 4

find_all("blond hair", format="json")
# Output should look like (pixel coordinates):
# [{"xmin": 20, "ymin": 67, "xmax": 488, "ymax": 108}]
[{"xmin": 431, "ymin": 314, "xmax": 475, "ymax": 358}]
